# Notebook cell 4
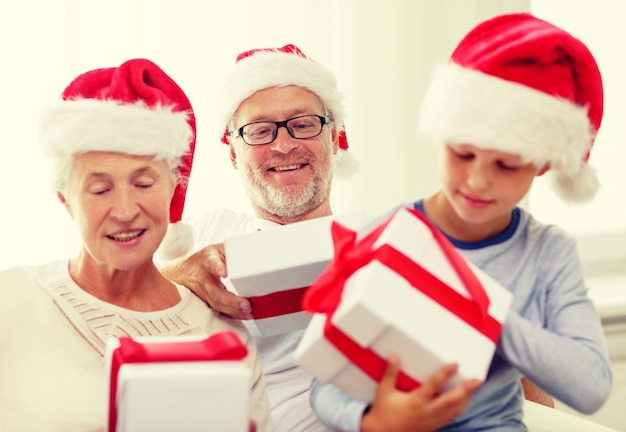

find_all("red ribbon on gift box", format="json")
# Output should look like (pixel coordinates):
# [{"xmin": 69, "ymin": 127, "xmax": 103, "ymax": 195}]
[
  {"xmin": 107, "ymin": 330, "xmax": 248, "ymax": 432},
  {"xmin": 303, "ymin": 207, "xmax": 502, "ymax": 392},
  {"xmin": 247, "ymin": 286, "xmax": 308, "ymax": 319}
]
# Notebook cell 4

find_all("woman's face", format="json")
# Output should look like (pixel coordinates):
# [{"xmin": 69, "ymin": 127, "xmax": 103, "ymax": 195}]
[{"xmin": 59, "ymin": 151, "xmax": 174, "ymax": 272}]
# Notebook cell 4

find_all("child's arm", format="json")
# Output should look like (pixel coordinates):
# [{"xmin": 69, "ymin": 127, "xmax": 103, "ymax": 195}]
[
  {"xmin": 498, "ymin": 235, "xmax": 612, "ymax": 414},
  {"xmin": 309, "ymin": 377, "xmax": 368, "ymax": 431},
  {"xmin": 310, "ymin": 356, "xmax": 481, "ymax": 432}
]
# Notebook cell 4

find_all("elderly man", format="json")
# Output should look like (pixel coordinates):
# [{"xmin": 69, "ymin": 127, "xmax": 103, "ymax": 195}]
[
  {"xmin": 163, "ymin": 44, "xmax": 358, "ymax": 431},
  {"xmin": 163, "ymin": 44, "xmax": 552, "ymax": 431}
]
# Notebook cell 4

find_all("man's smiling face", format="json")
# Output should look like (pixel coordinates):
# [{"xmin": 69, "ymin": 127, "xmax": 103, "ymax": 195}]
[{"xmin": 229, "ymin": 85, "xmax": 338, "ymax": 221}]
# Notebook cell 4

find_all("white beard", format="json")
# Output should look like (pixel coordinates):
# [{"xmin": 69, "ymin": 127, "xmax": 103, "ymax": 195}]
[{"xmin": 238, "ymin": 153, "xmax": 333, "ymax": 219}]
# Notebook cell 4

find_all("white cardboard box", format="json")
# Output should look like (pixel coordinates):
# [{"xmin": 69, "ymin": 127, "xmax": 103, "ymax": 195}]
[
  {"xmin": 224, "ymin": 213, "xmax": 365, "ymax": 336},
  {"xmin": 294, "ymin": 208, "xmax": 513, "ymax": 402},
  {"xmin": 104, "ymin": 335, "xmax": 251, "ymax": 432}
]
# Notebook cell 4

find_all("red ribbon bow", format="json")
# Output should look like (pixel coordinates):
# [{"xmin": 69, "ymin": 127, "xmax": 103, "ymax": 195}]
[
  {"xmin": 107, "ymin": 330, "xmax": 247, "ymax": 432},
  {"xmin": 302, "ymin": 208, "xmax": 499, "ymax": 391}
]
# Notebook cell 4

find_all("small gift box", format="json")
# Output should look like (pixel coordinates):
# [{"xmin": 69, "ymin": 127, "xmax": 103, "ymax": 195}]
[
  {"xmin": 104, "ymin": 331, "xmax": 251, "ymax": 432},
  {"xmin": 294, "ymin": 207, "xmax": 513, "ymax": 402},
  {"xmin": 224, "ymin": 213, "xmax": 365, "ymax": 336}
]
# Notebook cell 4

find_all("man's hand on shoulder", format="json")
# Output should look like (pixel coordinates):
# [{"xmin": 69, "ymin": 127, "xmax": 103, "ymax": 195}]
[{"xmin": 161, "ymin": 243, "xmax": 253, "ymax": 319}]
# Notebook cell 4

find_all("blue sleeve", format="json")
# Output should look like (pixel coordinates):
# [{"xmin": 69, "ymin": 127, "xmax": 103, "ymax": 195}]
[
  {"xmin": 497, "ymin": 235, "xmax": 613, "ymax": 414},
  {"xmin": 310, "ymin": 378, "xmax": 369, "ymax": 431}
]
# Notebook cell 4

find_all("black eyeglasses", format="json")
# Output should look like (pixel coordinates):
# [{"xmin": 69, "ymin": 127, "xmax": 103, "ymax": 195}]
[{"xmin": 229, "ymin": 114, "xmax": 332, "ymax": 146}]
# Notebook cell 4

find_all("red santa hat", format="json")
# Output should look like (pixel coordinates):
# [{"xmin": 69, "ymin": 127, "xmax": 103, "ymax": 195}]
[
  {"xmin": 418, "ymin": 12, "xmax": 603, "ymax": 203},
  {"xmin": 39, "ymin": 58, "xmax": 196, "ymax": 260},
  {"xmin": 218, "ymin": 44, "xmax": 358, "ymax": 178}
]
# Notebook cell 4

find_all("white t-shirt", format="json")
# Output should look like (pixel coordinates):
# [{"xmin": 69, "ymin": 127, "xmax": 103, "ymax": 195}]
[{"xmin": 189, "ymin": 208, "xmax": 331, "ymax": 432}]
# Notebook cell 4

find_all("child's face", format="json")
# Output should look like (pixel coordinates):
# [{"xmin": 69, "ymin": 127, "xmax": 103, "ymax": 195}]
[{"xmin": 440, "ymin": 143, "xmax": 546, "ymax": 227}]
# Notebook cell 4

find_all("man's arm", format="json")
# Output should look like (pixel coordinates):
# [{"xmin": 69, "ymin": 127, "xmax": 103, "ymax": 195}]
[{"xmin": 161, "ymin": 243, "xmax": 253, "ymax": 320}]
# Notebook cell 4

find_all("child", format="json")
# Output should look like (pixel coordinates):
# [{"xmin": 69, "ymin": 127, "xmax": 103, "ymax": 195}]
[{"xmin": 309, "ymin": 12, "xmax": 612, "ymax": 431}]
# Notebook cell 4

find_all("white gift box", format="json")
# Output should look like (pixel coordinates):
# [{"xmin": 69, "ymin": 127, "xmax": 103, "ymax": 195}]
[
  {"xmin": 295, "ymin": 207, "xmax": 513, "ymax": 402},
  {"xmin": 224, "ymin": 213, "xmax": 365, "ymax": 336},
  {"xmin": 104, "ymin": 334, "xmax": 251, "ymax": 432}
]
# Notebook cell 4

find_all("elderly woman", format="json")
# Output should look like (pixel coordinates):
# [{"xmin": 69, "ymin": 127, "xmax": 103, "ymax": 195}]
[{"xmin": 0, "ymin": 59, "xmax": 271, "ymax": 432}]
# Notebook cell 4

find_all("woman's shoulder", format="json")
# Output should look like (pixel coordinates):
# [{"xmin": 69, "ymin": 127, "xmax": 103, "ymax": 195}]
[
  {"xmin": 0, "ymin": 261, "xmax": 68, "ymax": 314},
  {"xmin": 0, "ymin": 260, "xmax": 67, "ymax": 290},
  {"xmin": 0, "ymin": 266, "xmax": 32, "ymax": 304},
  {"xmin": 0, "ymin": 264, "xmax": 29, "ymax": 281}
]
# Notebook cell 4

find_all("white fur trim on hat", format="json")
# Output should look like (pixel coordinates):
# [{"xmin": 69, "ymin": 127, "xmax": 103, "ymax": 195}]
[
  {"xmin": 39, "ymin": 98, "xmax": 193, "ymax": 159},
  {"xmin": 333, "ymin": 147, "xmax": 359, "ymax": 180},
  {"xmin": 217, "ymin": 50, "xmax": 345, "ymax": 133},
  {"xmin": 418, "ymin": 62, "xmax": 599, "ymax": 203}
]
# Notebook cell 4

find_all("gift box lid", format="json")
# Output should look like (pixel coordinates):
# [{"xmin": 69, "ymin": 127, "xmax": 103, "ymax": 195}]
[
  {"xmin": 224, "ymin": 212, "xmax": 366, "ymax": 296},
  {"xmin": 104, "ymin": 331, "xmax": 249, "ymax": 432}
]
